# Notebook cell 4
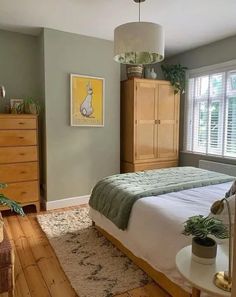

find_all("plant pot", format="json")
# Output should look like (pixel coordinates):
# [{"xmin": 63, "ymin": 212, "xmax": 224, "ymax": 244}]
[
  {"xmin": 192, "ymin": 237, "xmax": 217, "ymax": 265},
  {"xmin": 126, "ymin": 65, "xmax": 143, "ymax": 79},
  {"xmin": 25, "ymin": 103, "xmax": 38, "ymax": 115}
]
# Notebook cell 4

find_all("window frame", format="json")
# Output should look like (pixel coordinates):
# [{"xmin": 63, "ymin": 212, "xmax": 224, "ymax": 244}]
[{"xmin": 184, "ymin": 59, "xmax": 236, "ymax": 160}]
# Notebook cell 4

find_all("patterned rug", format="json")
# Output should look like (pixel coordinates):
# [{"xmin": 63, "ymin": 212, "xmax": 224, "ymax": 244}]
[{"xmin": 37, "ymin": 207, "xmax": 150, "ymax": 297}]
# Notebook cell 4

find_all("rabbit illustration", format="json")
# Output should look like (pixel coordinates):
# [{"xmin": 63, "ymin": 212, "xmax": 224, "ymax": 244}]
[{"xmin": 80, "ymin": 81, "xmax": 94, "ymax": 117}]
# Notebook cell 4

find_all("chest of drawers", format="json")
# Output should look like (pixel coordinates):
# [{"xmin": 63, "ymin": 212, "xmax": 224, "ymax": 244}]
[{"xmin": 0, "ymin": 114, "xmax": 40, "ymax": 212}]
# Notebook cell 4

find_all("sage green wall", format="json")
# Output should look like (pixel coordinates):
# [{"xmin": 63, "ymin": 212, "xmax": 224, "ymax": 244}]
[
  {"xmin": 0, "ymin": 30, "xmax": 40, "ymax": 112},
  {"xmin": 166, "ymin": 35, "xmax": 236, "ymax": 167},
  {"xmin": 43, "ymin": 28, "xmax": 120, "ymax": 201}
]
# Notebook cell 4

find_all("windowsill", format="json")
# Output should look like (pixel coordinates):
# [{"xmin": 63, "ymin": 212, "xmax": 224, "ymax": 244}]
[{"xmin": 180, "ymin": 150, "xmax": 236, "ymax": 161}]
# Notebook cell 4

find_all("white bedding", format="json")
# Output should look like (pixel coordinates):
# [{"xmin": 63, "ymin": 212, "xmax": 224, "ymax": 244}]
[{"xmin": 89, "ymin": 181, "xmax": 232, "ymax": 295}]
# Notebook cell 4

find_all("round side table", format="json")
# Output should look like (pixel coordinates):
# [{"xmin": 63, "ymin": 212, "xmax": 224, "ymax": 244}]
[{"xmin": 176, "ymin": 245, "xmax": 231, "ymax": 297}]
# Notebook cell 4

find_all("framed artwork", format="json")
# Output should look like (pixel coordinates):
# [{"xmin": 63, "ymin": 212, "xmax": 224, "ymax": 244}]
[
  {"xmin": 10, "ymin": 98, "xmax": 24, "ymax": 114},
  {"xmin": 70, "ymin": 74, "xmax": 105, "ymax": 127}
]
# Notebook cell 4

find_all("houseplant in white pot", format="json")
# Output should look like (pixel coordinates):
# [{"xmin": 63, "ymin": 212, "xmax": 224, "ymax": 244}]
[
  {"xmin": 0, "ymin": 183, "xmax": 25, "ymax": 242},
  {"xmin": 183, "ymin": 215, "xmax": 228, "ymax": 264}
]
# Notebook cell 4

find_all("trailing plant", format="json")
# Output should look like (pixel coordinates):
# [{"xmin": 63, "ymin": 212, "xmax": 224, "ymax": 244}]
[
  {"xmin": 183, "ymin": 215, "xmax": 228, "ymax": 246},
  {"xmin": 0, "ymin": 183, "xmax": 25, "ymax": 216},
  {"xmin": 161, "ymin": 63, "xmax": 188, "ymax": 94}
]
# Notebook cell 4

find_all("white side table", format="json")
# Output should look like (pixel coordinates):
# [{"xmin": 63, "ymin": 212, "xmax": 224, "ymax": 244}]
[{"xmin": 176, "ymin": 245, "xmax": 231, "ymax": 297}]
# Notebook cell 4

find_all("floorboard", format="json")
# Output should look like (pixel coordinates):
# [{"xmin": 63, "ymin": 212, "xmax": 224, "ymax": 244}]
[{"xmin": 0, "ymin": 209, "xmax": 171, "ymax": 297}]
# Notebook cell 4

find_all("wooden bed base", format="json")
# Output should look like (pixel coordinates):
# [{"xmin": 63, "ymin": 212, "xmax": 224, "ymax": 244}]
[{"xmin": 95, "ymin": 224, "xmax": 191, "ymax": 297}]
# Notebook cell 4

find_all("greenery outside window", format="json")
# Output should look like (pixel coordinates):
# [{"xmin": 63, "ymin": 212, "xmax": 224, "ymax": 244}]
[{"xmin": 184, "ymin": 61, "xmax": 236, "ymax": 158}]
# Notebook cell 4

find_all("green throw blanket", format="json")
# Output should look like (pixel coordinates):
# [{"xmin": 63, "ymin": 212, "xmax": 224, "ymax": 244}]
[{"xmin": 89, "ymin": 167, "xmax": 234, "ymax": 230}]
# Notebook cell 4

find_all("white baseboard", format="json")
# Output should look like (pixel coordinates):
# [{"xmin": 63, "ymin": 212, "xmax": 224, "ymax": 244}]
[{"xmin": 46, "ymin": 195, "xmax": 90, "ymax": 210}]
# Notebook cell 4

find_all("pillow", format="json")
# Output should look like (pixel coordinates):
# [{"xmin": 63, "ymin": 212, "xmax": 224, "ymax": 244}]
[
  {"xmin": 208, "ymin": 194, "xmax": 235, "ymax": 242},
  {"xmin": 220, "ymin": 179, "xmax": 236, "ymax": 232},
  {"xmin": 225, "ymin": 180, "xmax": 236, "ymax": 198}
]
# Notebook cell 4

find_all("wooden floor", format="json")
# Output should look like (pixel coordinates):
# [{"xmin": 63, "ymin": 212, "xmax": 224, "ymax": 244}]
[{"xmin": 0, "ymin": 208, "xmax": 171, "ymax": 297}]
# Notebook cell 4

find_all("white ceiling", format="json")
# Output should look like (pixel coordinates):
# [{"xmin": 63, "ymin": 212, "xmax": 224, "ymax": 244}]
[{"xmin": 1, "ymin": 0, "xmax": 236, "ymax": 56}]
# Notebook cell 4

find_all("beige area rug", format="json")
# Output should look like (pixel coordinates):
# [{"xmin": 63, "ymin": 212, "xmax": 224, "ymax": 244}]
[{"xmin": 37, "ymin": 207, "xmax": 150, "ymax": 297}]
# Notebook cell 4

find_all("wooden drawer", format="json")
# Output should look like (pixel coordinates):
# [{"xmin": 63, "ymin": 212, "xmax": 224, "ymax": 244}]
[
  {"xmin": 0, "ymin": 118, "xmax": 36, "ymax": 130},
  {"xmin": 121, "ymin": 160, "xmax": 178, "ymax": 173},
  {"xmin": 0, "ymin": 130, "xmax": 37, "ymax": 146},
  {"xmin": 134, "ymin": 161, "xmax": 178, "ymax": 171},
  {"xmin": 0, "ymin": 181, "xmax": 39, "ymax": 203},
  {"xmin": 0, "ymin": 162, "xmax": 38, "ymax": 183},
  {"xmin": 0, "ymin": 146, "xmax": 38, "ymax": 163}
]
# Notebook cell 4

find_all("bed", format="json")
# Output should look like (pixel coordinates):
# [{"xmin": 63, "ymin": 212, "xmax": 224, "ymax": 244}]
[{"xmin": 88, "ymin": 167, "xmax": 234, "ymax": 297}]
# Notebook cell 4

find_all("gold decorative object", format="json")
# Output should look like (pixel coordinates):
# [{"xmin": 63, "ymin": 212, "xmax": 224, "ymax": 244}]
[{"xmin": 210, "ymin": 196, "xmax": 235, "ymax": 292}]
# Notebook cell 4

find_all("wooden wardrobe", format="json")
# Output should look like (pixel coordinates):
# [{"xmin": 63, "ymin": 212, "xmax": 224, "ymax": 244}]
[{"xmin": 121, "ymin": 78, "xmax": 180, "ymax": 173}]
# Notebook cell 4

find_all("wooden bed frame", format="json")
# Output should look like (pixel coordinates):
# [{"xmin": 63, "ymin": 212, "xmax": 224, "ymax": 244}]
[{"xmin": 95, "ymin": 224, "xmax": 191, "ymax": 297}]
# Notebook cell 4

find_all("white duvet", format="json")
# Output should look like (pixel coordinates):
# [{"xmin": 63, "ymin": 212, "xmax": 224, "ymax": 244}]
[{"xmin": 89, "ymin": 181, "xmax": 232, "ymax": 294}]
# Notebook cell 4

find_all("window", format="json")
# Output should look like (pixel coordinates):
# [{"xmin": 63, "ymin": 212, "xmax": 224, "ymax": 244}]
[{"xmin": 184, "ymin": 62, "xmax": 236, "ymax": 158}]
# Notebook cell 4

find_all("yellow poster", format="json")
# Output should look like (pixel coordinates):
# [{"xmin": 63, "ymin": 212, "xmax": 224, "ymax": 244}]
[{"xmin": 70, "ymin": 74, "xmax": 104, "ymax": 126}]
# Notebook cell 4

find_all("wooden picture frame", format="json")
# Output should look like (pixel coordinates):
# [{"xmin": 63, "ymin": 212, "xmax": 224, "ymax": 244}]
[{"xmin": 10, "ymin": 99, "xmax": 24, "ymax": 114}]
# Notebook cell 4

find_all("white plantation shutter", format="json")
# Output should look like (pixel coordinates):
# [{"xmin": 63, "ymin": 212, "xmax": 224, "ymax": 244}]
[{"xmin": 184, "ymin": 62, "xmax": 236, "ymax": 158}]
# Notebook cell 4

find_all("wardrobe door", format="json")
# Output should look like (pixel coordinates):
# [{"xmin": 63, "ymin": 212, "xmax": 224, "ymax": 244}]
[
  {"xmin": 135, "ymin": 81, "xmax": 157, "ymax": 160},
  {"xmin": 157, "ymin": 84, "xmax": 179, "ymax": 159}
]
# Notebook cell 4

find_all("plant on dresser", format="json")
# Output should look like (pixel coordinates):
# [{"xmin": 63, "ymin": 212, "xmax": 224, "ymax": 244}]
[
  {"xmin": 0, "ymin": 114, "xmax": 40, "ymax": 212},
  {"xmin": 17, "ymin": 97, "xmax": 41, "ymax": 115}
]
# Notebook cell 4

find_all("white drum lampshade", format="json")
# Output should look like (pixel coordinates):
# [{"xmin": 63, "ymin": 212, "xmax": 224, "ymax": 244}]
[{"xmin": 114, "ymin": 21, "xmax": 164, "ymax": 65}]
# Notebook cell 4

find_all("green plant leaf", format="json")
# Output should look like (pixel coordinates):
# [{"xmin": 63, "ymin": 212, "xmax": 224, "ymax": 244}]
[
  {"xmin": 182, "ymin": 215, "xmax": 229, "ymax": 240},
  {"xmin": 0, "ymin": 183, "xmax": 25, "ymax": 216},
  {"xmin": 0, "ymin": 195, "xmax": 25, "ymax": 216},
  {"xmin": 161, "ymin": 63, "xmax": 188, "ymax": 94}
]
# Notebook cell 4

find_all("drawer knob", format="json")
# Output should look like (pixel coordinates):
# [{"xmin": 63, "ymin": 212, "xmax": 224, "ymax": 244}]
[
  {"xmin": 18, "ymin": 122, "xmax": 25, "ymax": 125},
  {"xmin": 21, "ymin": 191, "xmax": 27, "ymax": 195},
  {"xmin": 19, "ymin": 153, "xmax": 25, "ymax": 156},
  {"xmin": 18, "ymin": 136, "xmax": 24, "ymax": 139},
  {"xmin": 20, "ymin": 171, "xmax": 26, "ymax": 174}
]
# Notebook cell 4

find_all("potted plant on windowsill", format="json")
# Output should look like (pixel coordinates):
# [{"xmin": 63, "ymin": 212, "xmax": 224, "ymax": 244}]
[
  {"xmin": 183, "ymin": 215, "xmax": 229, "ymax": 264},
  {"xmin": 0, "ymin": 183, "xmax": 25, "ymax": 242}
]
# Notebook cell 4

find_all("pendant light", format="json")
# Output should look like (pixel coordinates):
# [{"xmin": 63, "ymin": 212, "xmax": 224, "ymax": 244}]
[{"xmin": 114, "ymin": 0, "xmax": 164, "ymax": 65}]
